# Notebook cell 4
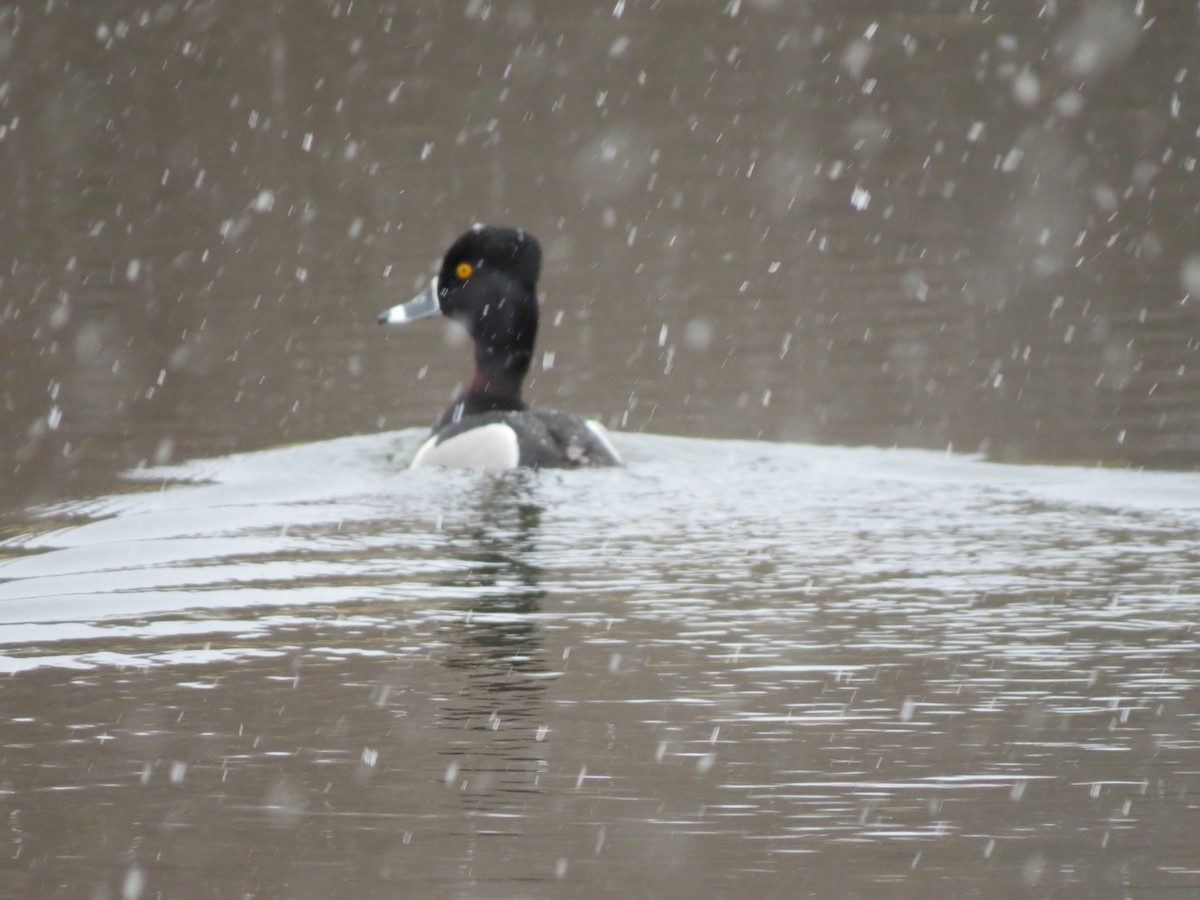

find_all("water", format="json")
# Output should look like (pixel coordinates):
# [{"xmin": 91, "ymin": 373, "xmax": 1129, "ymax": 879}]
[
  {"xmin": 4, "ymin": 2, "xmax": 1200, "ymax": 512},
  {"xmin": 2, "ymin": 432, "xmax": 1199, "ymax": 896},
  {"xmin": 2, "ymin": 0, "xmax": 1200, "ymax": 895}
]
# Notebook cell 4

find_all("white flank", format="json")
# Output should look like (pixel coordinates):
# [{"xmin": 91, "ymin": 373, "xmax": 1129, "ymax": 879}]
[{"xmin": 410, "ymin": 423, "xmax": 520, "ymax": 471}]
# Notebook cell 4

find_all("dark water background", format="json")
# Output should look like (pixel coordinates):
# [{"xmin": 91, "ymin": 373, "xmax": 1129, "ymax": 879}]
[
  {"xmin": 2, "ymin": 1, "xmax": 1200, "ymax": 897},
  {"xmin": 3, "ymin": 0, "xmax": 1200, "ymax": 509}
]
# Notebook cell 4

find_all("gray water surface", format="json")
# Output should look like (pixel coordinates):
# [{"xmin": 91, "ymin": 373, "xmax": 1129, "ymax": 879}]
[
  {"xmin": 2, "ymin": 432, "xmax": 1199, "ymax": 896},
  {"xmin": 4, "ymin": 1, "xmax": 1200, "ymax": 511},
  {"xmin": 3, "ymin": 1, "xmax": 1200, "ymax": 896}
]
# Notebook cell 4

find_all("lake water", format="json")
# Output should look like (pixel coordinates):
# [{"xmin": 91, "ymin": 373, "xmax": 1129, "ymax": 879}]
[
  {"xmin": 2, "ymin": 431, "xmax": 1200, "ymax": 896},
  {"xmin": 2, "ymin": 0, "xmax": 1200, "ymax": 896}
]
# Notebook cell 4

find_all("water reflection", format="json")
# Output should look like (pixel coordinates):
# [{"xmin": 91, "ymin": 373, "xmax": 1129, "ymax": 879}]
[{"xmin": 432, "ymin": 475, "xmax": 553, "ymax": 808}]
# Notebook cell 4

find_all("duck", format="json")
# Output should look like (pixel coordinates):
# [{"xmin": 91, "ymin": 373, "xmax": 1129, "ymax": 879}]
[{"xmin": 379, "ymin": 226, "xmax": 623, "ymax": 471}]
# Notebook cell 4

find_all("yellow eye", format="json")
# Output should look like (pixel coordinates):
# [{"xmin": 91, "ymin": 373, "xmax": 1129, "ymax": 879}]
[{"xmin": 455, "ymin": 262, "xmax": 474, "ymax": 280}]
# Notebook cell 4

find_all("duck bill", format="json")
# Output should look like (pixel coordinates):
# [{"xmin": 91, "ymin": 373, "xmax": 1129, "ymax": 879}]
[{"xmin": 378, "ymin": 277, "xmax": 442, "ymax": 326}]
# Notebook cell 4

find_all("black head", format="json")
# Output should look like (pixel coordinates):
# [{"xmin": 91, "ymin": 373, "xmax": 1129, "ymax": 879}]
[
  {"xmin": 438, "ymin": 226, "xmax": 541, "ymax": 305},
  {"xmin": 436, "ymin": 226, "xmax": 542, "ymax": 381},
  {"xmin": 379, "ymin": 226, "xmax": 543, "ymax": 415}
]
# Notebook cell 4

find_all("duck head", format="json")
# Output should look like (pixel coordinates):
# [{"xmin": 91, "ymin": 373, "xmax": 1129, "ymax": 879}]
[{"xmin": 381, "ymin": 226, "xmax": 542, "ymax": 410}]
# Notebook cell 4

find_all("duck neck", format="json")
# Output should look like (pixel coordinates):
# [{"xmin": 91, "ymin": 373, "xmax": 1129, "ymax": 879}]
[
  {"xmin": 434, "ymin": 349, "xmax": 529, "ymax": 428},
  {"xmin": 463, "ymin": 364, "xmax": 528, "ymax": 411},
  {"xmin": 442, "ymin": 288, "xmax": 537, "ymax": 425},
  {"xmin": 434, "ymin": 368, "xmax": 525, "ymax": 431},
  {"xmin": 462, "ymin": 315, "xmax": 535, "ymax": 412}
]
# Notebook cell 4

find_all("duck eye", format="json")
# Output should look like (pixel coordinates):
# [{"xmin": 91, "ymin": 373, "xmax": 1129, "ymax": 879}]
[{"xmin": 455, "ymin": 262, "xmax": 474, "ymax": 280}]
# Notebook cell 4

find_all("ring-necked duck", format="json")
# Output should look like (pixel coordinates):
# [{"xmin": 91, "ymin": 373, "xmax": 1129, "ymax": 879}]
[{"xmin": 380, "ymin": 226, "xmax": 623, "ymax": 471}]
